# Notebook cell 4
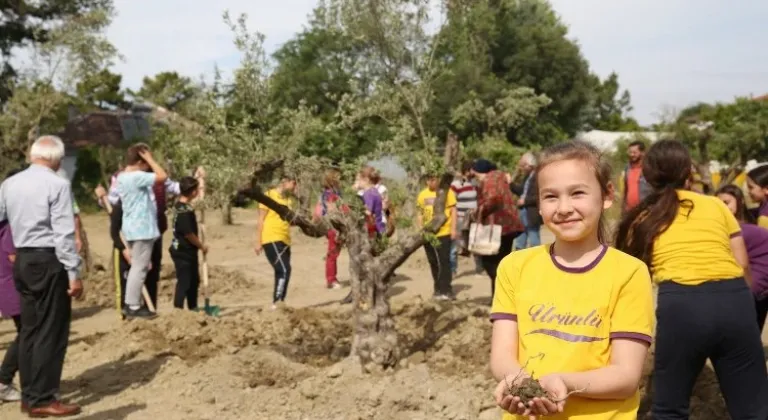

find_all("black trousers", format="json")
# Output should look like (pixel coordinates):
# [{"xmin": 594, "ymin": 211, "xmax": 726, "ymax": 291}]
[
  {"xmin": 172, "ymin": 254, "xmax": 199, "ymax": 310},
  {"xmin": 480, "ymin": 232, "xmax": 518, "ymax": 298},
  {"xmin": 0, "ymin": 315, "xmax": 21, "ymax": 384},
  {"xmin": 653, "ymin": 278, "xmax": 768, "ymax": 420},
  {"xmin": 263, "ymin": 242, "xmax": 291, "ymax": 303},
  {"xmin": 145, "ymin": 237, "xmax": 162, "ymax": 308},
  {"xmin": 424, "ymin": 235, "xmax": 452, "ymax": 295},
  {"xmin": 114, "ymin": 248, "xmax": 130, "ymax": 310},
  {"xmin": 756, "ymin": 296, "xmax": 768, "ymax": 333},
  {"xmin": 13, "ymin": 248, "xmax": 71, "ymax": 408}
]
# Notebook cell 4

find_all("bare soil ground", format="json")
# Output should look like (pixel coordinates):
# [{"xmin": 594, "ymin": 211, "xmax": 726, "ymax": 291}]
[{"xmin": 0, "ymin": 208, "xmax": 762, "ymax": 419}]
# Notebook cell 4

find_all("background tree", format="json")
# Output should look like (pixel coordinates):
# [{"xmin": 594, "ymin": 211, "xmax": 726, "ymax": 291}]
[
  {"xmin": 0, "ymin": 0, "xmax": 114, "ymax": 103},
  {"xmin": 586, "ymin": 72, "xmax": 641, "ymax": 131},
  {"xmin": 75, "ymin": 68, "xmax": 125, "ymax": 110},
  {"xmin": 0, "ymin": 2, "xmax": 118, "ymax": 175},
  {"xmin": 432, "ymin": 0, "xmax": 594, "ymax": 147},
  {"xmin": 128, "ymin": 71, "xmax": 199, "ymax": 114}
]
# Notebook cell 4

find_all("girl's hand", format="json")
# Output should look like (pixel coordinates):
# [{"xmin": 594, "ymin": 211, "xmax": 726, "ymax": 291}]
[
  {"xmin": 534, "ymin": 374, "xmax": 568, "ymax": 414},
  {"xmin": 494, "ymin": 372, "xmax": 536, "ymax": 418}
]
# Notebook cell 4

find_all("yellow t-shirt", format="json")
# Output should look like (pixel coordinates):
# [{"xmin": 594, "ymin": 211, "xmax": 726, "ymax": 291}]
[
  {"xmin": 491, "ymin": 245, "xmax": 654, "ymax": 420},
  {"xmin": 416, "ymin": 188, "xmax": 457, "ymax": 237},
  {"xmin": 651, "ymin": 190, "xmax": 743, "ymax": 285},
  {"xmin": 259, "ymin": 188, "xmax": 294, "ymax": 246}
]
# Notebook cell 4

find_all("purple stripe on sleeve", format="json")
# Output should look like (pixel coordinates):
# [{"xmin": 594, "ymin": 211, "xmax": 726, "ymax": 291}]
[
  {"xmin": 490, "ymin": 313, "xmax": 517, "ymax": 322},
  {"xmin": 730, "ymin": 231, "xmax": 742, "ymax": 238},
  {"xmin": 610, "ymin": 332, "xmax": 653, "ymax": 344}
]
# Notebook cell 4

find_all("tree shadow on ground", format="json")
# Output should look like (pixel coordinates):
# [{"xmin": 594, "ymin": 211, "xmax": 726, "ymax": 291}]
[
  {"xmin": 0, "ymin": 330, "xmax": 108, "ymax": 352},
  {"xmin": 61, "ymin": 350, "xmax": 170, "ymax": 408},
  {"xmin": 397, "ymin": 300, "xmax": 486, "ymax": 359},
  {"xmin": 75, "ymin": 403, "xmax": 147, "ymax": 420}
]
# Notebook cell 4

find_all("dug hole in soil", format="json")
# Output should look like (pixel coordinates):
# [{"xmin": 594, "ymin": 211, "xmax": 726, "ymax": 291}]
[{"xmin": 62, "ymin": 262, "xmax": 732, "ymax": 420}]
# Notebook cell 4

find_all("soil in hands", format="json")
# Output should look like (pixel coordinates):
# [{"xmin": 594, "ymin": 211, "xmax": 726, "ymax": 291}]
[{"xmin": 503, "ymin": 376, "xmax": 552, "ymax": 406}]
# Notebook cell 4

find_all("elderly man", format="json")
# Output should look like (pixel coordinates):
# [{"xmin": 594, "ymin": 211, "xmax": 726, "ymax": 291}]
[
  {"xmin": 0, "ymin": 135, "xmax": 83, "ymax": 417},
  {"xmin": 509, "ymin": 152, "xmax": 542, "ymax": 250}
]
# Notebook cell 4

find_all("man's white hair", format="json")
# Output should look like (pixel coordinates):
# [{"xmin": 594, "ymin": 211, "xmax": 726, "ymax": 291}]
[
  {"xmin": 30, "ymin": 135, "xmax": 66, "ymax": 163},
  {"xmin": 521, "ymin": 151, "xmax": 537, "ymax": 166}
]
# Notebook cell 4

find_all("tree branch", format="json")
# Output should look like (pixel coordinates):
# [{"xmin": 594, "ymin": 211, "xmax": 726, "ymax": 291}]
[{"xmin": 249, "ymin": 184, "xmax": 347, "ymax": 238}]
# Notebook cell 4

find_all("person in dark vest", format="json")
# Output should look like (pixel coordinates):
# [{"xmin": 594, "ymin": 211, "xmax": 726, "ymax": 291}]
[{"xmin": 621, "ymin": 140, "xmax": 652, "ymax": 211}]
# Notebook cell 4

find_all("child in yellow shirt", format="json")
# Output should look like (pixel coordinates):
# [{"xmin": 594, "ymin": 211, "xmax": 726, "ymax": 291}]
[
  {"xmin": 490, "ymin": 141, "xmax": 654, "ymax": 420},
  {"xmin": 417, "ymin": 174, "xmax": 458, "ymax": 300},
  {"xmin": 255, "ymin": 176, "xmax": 297, "ymax": 310},
  {"xmin": 615, "ymin": 140, "xmax": 767, "ymax": 419}
]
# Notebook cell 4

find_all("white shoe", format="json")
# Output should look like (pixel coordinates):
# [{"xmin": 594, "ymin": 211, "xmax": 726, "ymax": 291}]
[{"xmin": 0, "ymin": 383, "xmax": 21, "ymax": 402}]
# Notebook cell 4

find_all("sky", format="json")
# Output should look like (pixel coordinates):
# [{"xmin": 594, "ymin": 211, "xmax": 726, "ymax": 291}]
[{"xmin": 101, "ymin": 0, "xmax": 768, "ymax": 126}]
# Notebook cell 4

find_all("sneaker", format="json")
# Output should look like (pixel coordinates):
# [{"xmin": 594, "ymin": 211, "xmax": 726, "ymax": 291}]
[
  {"xmin": 327, "ymin": 281, "xmax": 342, "ymax": 290},
  {"xmin": 0, "ymin": 383, "xmax": 21, "ymax": 402},
  {"xmin": 124, "ymin": 306, "xmax": 157, "ymax": 319}
]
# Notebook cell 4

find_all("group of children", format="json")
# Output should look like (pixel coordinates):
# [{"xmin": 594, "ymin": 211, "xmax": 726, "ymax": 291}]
[
  {"xmin": 98, "ymin": 143, "xmax": 208, "ymax": 319},
  {"xmin": 490, "ymin": 139, "xmax": 768, "ymax": 419}
]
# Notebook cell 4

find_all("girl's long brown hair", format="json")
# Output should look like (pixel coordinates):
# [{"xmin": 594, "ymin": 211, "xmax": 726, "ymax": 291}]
[{"xmin": 614, "ymin": 139, "xmax": 694, "ymax": 268}]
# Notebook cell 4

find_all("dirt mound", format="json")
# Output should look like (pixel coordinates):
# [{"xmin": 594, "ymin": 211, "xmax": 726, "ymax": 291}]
[
  {"xmin": 68, "ymin": 296, "xmax": 732, "ymax": 419},
  {"xmin": 77, "ymin": 263, "xmax": 254, "ymax": 310},
  {"xmin": 158, "ymin": 264, "xmax": 252, "ymax": 298}
]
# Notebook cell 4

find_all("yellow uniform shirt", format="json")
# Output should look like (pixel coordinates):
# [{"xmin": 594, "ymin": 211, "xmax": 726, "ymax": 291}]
[
  {"xmin": 491, "ymin": 245, "xmax": 654, "ymax": 420},
  {"xmin": 757, "ymin": 202, "xmax": 768, "ymax": 229},
  {"xmin": 258, "ymin": 188, "xmax": 294, "ymax": 246},
  {"xmin": 416, "ymin": 188, "xmax": 457, "ymax": 238},
  {"xmin": 651, "ymin": 190, "xmax": 743, "ymax": 285}
]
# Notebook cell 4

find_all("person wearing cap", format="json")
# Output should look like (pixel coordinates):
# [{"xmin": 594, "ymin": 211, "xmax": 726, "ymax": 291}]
[{"xmin": 470, "ymin": 159, "xmax": 524, "ymax": 298}]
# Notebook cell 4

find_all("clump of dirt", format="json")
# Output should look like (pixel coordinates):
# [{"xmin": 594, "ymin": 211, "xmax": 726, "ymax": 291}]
[{"xmin": 504, "ymin": 377, "xmax": 550, "ymax": 404}]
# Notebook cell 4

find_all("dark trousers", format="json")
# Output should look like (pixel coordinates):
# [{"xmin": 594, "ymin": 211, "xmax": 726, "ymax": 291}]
[
  {"xmin": 480, "ymin": 232, "xmax": 518, "ymax": 298},
  {"xmin": 756, "ymin": 296, "xmax": 768, "ymax": 332},
  {"xmin": 172, "ymin": 254, "xmax": 199, "ymax": 310},
  {"xmin": 0, "ymin": 315, "xmax": 21, "ymax": 384},
  {"xmin": 264, "ymin": 242, "xmax": 291, "ymax": 302},
  {"xmin": 653, "ymin": 278, "xmax": 768, "ymax": 420},
  {"xmin": 145, "ymin": 237, "xmax": 162, "ymax": 308},
  {"xmin": 424, "ymin": 235, "xmax": 453, "ymax": 295},
  {"xmin": 114, "ymin": 248, "xmax": 130, "ymax": 310},
  {"xmin": 13, "ymin": 249, "xmax": 71, "ymax": 408}
]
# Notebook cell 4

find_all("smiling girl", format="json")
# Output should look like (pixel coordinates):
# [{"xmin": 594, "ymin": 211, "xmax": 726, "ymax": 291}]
[
  {"xmin": 616, "ymin": 140, "xmax": 767, "ymax": 419},
  {"xmin": 490, "ymin": 141, "xmax": 654, "ymax": 419}
]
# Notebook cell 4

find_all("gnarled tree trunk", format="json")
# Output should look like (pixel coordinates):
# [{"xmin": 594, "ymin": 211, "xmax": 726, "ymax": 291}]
[{"xmin": 251, "ymin": 173, "xmax": 452, "ymax": 370}]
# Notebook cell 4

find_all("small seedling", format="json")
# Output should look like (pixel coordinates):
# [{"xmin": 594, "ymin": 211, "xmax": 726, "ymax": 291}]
[{"xmin": 502, "ymin": 353, "xmax": 588, "ymax": 405}]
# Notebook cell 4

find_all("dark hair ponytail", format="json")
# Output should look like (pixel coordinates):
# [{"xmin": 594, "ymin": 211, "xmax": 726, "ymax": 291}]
[{"xmin": 614, "ymin": 140, "xmax": 694, "ymax": 268}]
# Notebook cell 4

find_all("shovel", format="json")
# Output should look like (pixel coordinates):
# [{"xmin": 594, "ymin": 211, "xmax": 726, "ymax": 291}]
[{"xmin": 198, "ymin": 209, "xmax": 220, "ymax": 316}]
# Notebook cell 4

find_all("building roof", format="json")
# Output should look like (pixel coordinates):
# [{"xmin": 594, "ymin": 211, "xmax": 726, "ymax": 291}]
[{"xmin": 59, "ymin": 110, "xmax": 151, "ymax": 150}]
